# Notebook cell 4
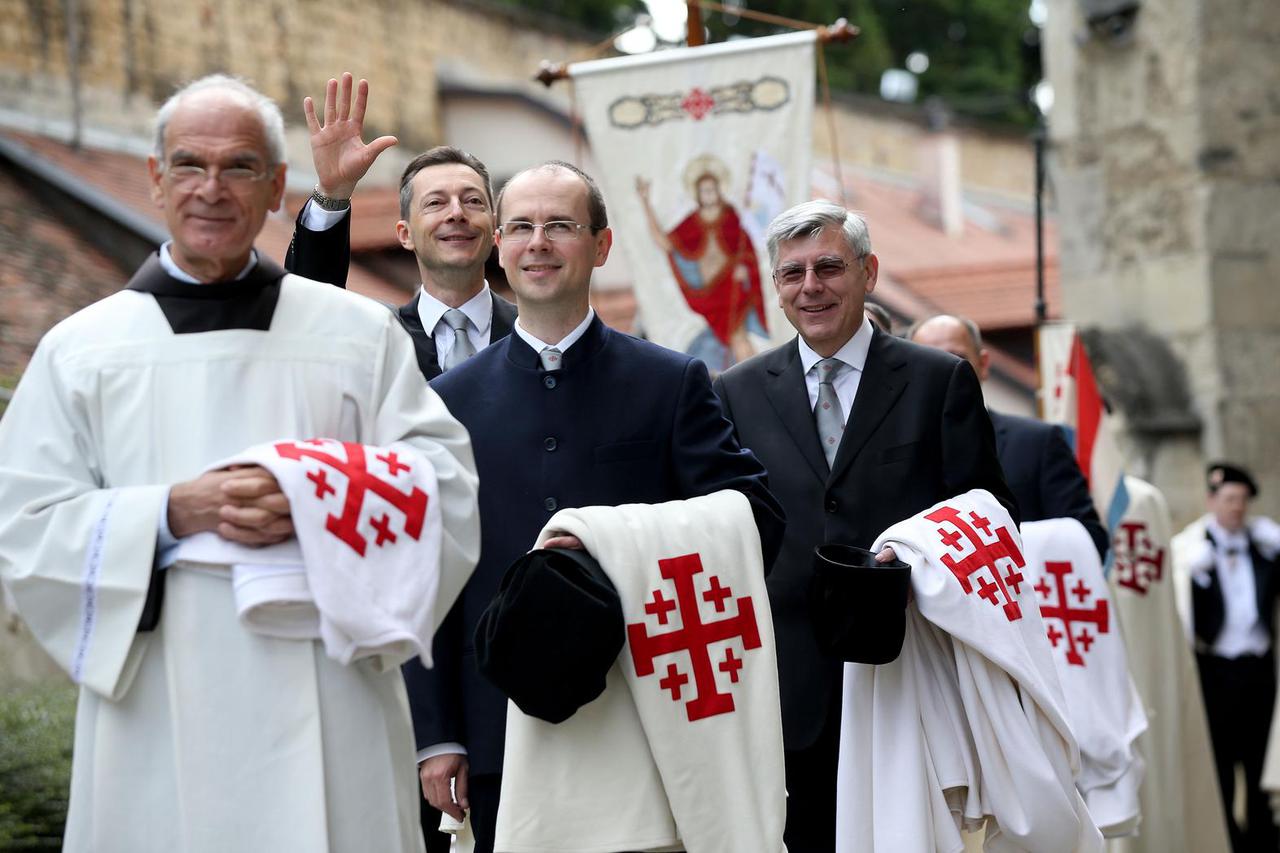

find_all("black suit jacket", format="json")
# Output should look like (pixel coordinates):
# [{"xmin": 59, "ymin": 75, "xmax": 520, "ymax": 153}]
[
  {"xmin": 282, "ymin": 205, "xmax": 518, "ymax": 379},
  {"xmin": 990, "ymin": 410, "xmax": 1109, "ymax": 560},
  {"xmin": 1192, "ymin": 529, "xmax": 1279, "ymax": 647},
  {"xmin": 713, "ymin": 330, "xmax": 1016, "ymax": 751},
  {"xmin": 405, "ymin": 317, "xmax": 786, "ymax": 776}
]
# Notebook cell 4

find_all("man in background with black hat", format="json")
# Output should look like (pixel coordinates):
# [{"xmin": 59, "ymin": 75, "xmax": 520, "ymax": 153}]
[{"xmin": 1173, "ymin": 461, "xmax": 1280, "ymax": 851}]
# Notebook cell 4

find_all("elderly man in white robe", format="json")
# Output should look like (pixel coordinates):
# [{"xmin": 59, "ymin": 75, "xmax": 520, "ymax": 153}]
[{"xmin": 0, "ymin": 75, "xmax": 480, "ymax": 853}]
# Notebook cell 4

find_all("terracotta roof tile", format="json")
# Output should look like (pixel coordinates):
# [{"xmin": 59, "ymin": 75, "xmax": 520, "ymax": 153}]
[{"xmin": 4, "ymin": 131, "xmax": 407, "ymax": 305}]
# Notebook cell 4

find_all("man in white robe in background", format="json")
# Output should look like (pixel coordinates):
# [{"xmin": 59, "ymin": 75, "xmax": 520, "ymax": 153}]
[{"xmin": 0, "ymin": 75, "xmax": 479, "ymax": 853}]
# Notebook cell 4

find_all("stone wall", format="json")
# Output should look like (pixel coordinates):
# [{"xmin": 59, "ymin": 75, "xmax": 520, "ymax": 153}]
[
  {"xmin": 1043, "ymin": 0, "xmax": 1280, "ymax": 525},
  {"xmin": 0, "ymin": 0, "xmax": 596, "ymax": 180}
]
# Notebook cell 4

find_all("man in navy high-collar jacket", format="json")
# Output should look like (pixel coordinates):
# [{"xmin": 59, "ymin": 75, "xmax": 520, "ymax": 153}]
[{"xmin": 407, "ymin": 160, "xmax": 785, "ymax": 853}]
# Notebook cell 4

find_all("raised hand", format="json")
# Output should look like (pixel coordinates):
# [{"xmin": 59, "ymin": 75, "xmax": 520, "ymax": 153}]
[{"xmin": 302, "ymin": 72, "xmax": 398, "ymax": 200}]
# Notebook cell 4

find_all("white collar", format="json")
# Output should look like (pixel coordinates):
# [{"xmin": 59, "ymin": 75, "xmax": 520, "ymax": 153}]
[
  {"xmin": 1207, "ymin": 517, "xmax": 1249, "ymax": 547},
  {"xmin": 514, "ymin": 308, "xmax": 596, "ymax": 354},
  {"xmin": 159, "ymin": 242, "xmax": 258, "ymax": 283},
  {"xmin": 417, "ymin": 283, "xmax": 493, "ymax": 336},
  {"xmin": 797, "ymin": 315, "xmax": 874, "ymax": 376}
]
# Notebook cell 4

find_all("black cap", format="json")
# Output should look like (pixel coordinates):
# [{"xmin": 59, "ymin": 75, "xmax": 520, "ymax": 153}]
[
  {"xmin": 1207, "ymin": 461, "xmax": 1258, "ymax": 497},
  {"xmin": 809, "ymin": 544, "xmax": 912, "ymax": 665},
  {"xmin": 474, "ymin": 548, "xmax": 624, "ymax": 724}
]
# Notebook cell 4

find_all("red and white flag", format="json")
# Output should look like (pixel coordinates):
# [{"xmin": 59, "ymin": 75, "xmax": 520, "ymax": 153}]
[{"xmin": 1039, "ymin": 324, "xmax": 1130, "ymax": 561}]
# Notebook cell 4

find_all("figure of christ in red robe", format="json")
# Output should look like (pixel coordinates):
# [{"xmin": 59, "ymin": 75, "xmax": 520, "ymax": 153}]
[{"xmin": 638, "ymin": 172, "xmax": 768, "ymax": 366}]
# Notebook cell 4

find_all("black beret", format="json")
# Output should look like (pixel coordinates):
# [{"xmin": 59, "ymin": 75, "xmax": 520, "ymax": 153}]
[
  {"xmin": 1207, "ymin": 461, "xmax": 1258, "ymax": 497},
  {"xmin": 808, "ymin": 544, "xmax": 912, "ymax": 665},
  {"xmin": 474, "ymin": 548, "xmax": 624, "ymax": 724}
]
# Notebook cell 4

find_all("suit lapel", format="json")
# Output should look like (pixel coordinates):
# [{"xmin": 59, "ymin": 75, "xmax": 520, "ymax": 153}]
[
  {"xmin": 491, "ymin": 293, "xmax": 517, "ymax": 340},
  {"xmin": 829, "ymin": 329, "xmax": 908, "ymax": 483},
  {"xmin": 763, "ymin": 340, "xmax": 829, "ymax": 484},
  {"xmin": 397, "ymin": 293, "xmax": 442, "ymax": 380}
]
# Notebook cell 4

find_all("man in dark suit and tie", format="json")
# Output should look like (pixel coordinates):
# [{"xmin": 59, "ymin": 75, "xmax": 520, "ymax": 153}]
[
  {"xmin": 412, "ymin": 160, "xmax": 785, "ymax": 853},
  {"xmin": 284, "ymin": 73, "xmax": 516, "ymax": 380},
  {"xmin": 712, "ymin": 199, "xmax": 1016, "ymax": 853},
  {"xmin": 282, "ymin": 75, "xmax": 516, "ymax": 852},
  {"xmin": 908, "ymin": 313, "xmax": 1108, "ymax": 560}
]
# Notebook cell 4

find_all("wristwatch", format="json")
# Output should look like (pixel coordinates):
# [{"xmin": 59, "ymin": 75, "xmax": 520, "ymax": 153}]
[{"xmin": 310, "ymin": 186, "xmax": 351, "ymax": 212}]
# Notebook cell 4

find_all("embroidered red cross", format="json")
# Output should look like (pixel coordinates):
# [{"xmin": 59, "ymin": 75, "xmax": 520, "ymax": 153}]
[
  {"xmin": 274, "ymin": 440, "xmax": 428, "ymax": 557},
  {"xmin": 629, "ymin": 553, "xmax": 761, "ymax": 721},
  {"xmin": 645, "ymin": 589, "xmax": 677, "ymax": 624},
  {"xmin": 1112, "ymin": 520, "xmax": 1166, "ymax": 595},
  {"xmin": 659, "ymin": 663, "xmax": 688, "ymax": 699},
  {"xmin": 378, "ymin": 450, "xmax": 410, "ymax": 476},
  {"xmin": 703, "ymin": 576, "xmax": 733, "ymax": 612},
  {"xmin": 681, "ymin": 87, "xmax": 715, "ymax": 120},
  {"xmin": 307, "ymin": 469, "xmax": 335, "ymax": 498},
  {"xmin": 719, "ymin": 648, "xmax": 743, "ymax": 682},
  {"xmin": 1035, "ymin": 559, "xmax": 1109, "ymax": 666},
  {"xmin": 926, "ymin": 505, "xmax": 1027, "ymax": 621}
]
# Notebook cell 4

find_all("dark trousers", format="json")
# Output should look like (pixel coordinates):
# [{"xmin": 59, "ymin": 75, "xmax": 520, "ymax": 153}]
[
  {"xmin": 417, "ymin": 790, "xmax": 451, "ymax": 853},
  {"xmin": 1198, "ymin": 651, "xmax": 1280, "ymax": 853},
  {"xmin": 782, "ymin": 693, "xmax": 842, "ymax": 853},
  {"xmin": 465, "ymin": 772, "xmax": 502, "ymax": 853}
]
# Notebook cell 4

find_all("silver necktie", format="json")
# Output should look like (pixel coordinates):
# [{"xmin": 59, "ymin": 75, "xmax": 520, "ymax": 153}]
[
  {"xmin": 814, "ymin": 358, "xmax": 846, "ymax": 469},
  {"xmin": 440, "ymin": 308, "xmax": 476, "ymax": 371},
  {"xmin": 540, "ymin": 346, "xmax": 563, "ymax": 372}
]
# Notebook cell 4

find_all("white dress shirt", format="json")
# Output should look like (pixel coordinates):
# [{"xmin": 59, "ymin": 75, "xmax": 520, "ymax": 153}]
[
  {"xmin": 416, "ymin": 284, "xmax": 495, "ymax": 371},
  {"xmin": 797, "ymin": 315, "xmax": 874, "ymax": 424},
  {"xmin": 1198, "ymin": 517, "xmax": 1272, "ymax": 658},
  {"xmin": 513, "ymin": 308, "xmax": 596, "ymax": 356}
]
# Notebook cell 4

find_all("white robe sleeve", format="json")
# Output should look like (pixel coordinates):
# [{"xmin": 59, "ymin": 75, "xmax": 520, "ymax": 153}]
[
  {"xmin": 0, "ymin": 337, "xmax": 168, "ymax": 700},
  {"xmin": 368, "ymin": 314, "xmax": 480, "ymax": 627}
]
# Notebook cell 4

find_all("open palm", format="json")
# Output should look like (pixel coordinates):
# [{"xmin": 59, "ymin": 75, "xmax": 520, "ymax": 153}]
[{"xmin": 303, "ymin": 72, "xmax": 398, "ymax": 199}]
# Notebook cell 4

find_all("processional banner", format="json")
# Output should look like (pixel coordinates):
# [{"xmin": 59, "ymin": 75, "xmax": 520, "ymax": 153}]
[{"xmin": 571, "ymin": 31, "xmax": 817, "ymax": 370}]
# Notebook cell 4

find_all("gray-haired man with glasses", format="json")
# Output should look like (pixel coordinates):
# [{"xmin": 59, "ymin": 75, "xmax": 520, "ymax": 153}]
[
  {"xmin": 712, "ymin": 198, "xmax": 1016, "ymax": 853},
  {"xmin": 0, "ymin": 73, "xmax": 481, "ymax": 852}
]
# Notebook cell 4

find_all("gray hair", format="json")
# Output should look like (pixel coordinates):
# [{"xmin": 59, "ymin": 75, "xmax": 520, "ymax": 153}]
[
  {"xmin": 153, "ymin": 74, "xmax": 286, "ymax": 166},
  {"xmin": 765, "ymin": 199, "xmax": 871, "ymax": 268}
]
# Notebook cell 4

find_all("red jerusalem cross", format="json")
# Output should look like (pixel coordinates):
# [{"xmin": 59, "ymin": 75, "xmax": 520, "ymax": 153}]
[
  {"xmin": 274, "ymin": 440, "xmax": 428, "ymax": 557},
  {"xmin": 1112, "ymin": 520, "xmax": 1166, "ymax": 595},
  {"xmin": 681, "ymin": 87, "xmax": 715, "ymax": 120},
  {"xmin": 925, "ymin": 505, "xmax": 1027, "ymax": 621},
  {"xmin": 1036, "ymin": 560, "xmax": 1109, "ymax": 666},
  {"xmin": 628, "ymin": 553, "xmax": 761, "ymax": 722}
]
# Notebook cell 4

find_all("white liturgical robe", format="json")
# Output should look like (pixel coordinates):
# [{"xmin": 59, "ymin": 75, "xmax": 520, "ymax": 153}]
[{"xmin": 0, "ymin": 259, "xmax": 480, "ymax": 853}]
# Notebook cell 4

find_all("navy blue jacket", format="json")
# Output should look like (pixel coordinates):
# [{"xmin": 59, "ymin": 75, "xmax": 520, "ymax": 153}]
[{"xmin": 404, "ymin": 316, "xmax": 786, "ymax": 775}]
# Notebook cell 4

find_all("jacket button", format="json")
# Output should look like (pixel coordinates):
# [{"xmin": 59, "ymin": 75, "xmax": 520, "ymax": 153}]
[
  {"xmin": 826, "ymin": 498, "xmax": 838, "ymax": 513},
  {"xmin": 543, "ymin": 375, "xmax": 558, "ymax": 389},
  {"xmin": 544, "ymin": 497, "xmax": 558, "ymax": 511},
  {"xmin": 544, "ymin": 437, "xmax": 557, "ymax": 451}
]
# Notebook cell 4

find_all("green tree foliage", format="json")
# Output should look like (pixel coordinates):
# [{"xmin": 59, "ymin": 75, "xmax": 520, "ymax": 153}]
[
  {"xmin": 0, "ymin": 684, "xmax": 77, "ymax": 848},
  {"xmin": 705, "ymin": 0, "xmax": 1042, "ymax": 125}
]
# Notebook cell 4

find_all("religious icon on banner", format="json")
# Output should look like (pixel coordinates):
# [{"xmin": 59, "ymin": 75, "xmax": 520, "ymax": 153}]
[{"xmin": 635, "ymin": 154, "xmax": 768, "ymax": 368}]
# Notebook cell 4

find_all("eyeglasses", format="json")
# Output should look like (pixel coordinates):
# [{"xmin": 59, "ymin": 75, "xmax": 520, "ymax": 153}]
[
  {"xmin": 499, "ymin": 220, "xmax": 595, "ymax": 242},
  {"xmin": 772, "ymin": 256, "xmax": 864, "ymax": 286},
  {"xmin": 163, "ymin": 164, "xmax": 273, "ymax": 188}
]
